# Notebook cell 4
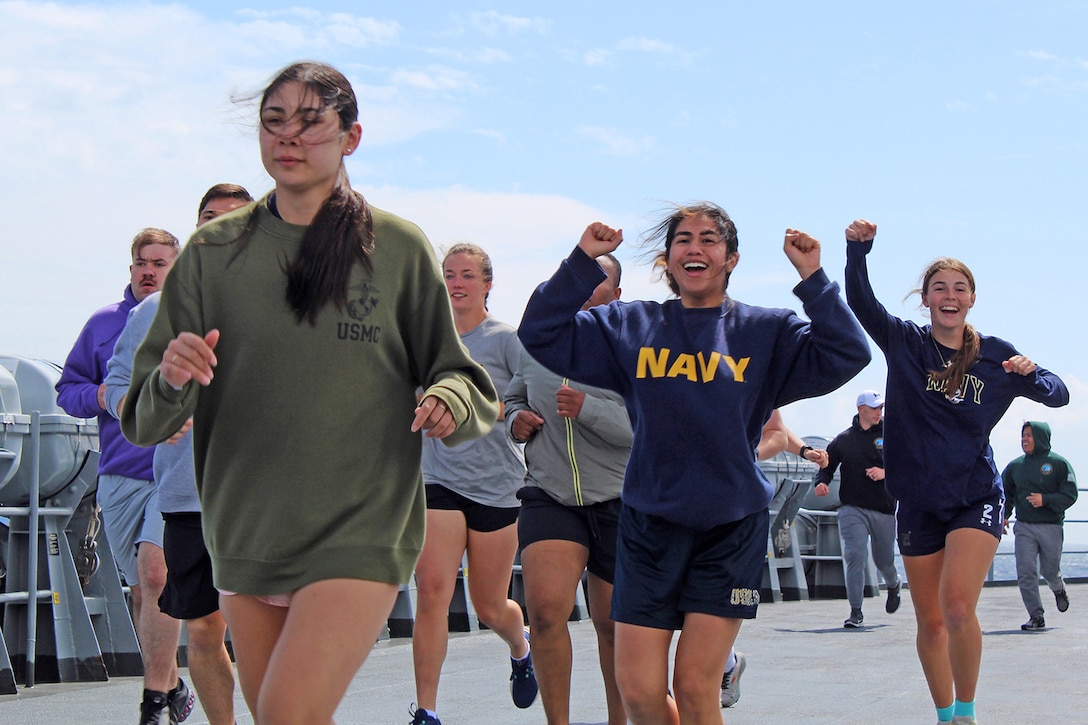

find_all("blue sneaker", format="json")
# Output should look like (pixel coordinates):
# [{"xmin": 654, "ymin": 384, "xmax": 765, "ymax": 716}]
[
  {"xmin": 509, "ymin": 631, "xmax": 538, "ymax": 708},
  {"xmin": 409, "ymin": 704, "xmax": 442, "ymax": 725}
]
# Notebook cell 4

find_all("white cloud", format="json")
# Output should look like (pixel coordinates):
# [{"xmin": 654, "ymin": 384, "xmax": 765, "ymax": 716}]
[
  {"xmin": 577, "ymin": 126, "xmax": 655, "ymax": 156},
  {"xmin": 355, "ymin": 185, "xmax": 632, "ymax": 329},
  {"xmin": 468, "ymin": 11, "xmax": 550, "ymax": 37},
  {"xmin": 427, "ymin": 46, "xmax": 513, "ymax": 64},
  {"xmin": 472, "ymin": 128, "xmax": 507, "ymax": 143},
  {"xmin": 237, "ymin": 8, "xmax": 400, "ymax": 45},
  {"xmin": 1020, "ymin": 49, "xmax": 1060, "ymax": 62},
  {"xmin": 327, "ymin": 13, "xmax": 401, "ymax": 45},
  {"xmin": 617, "ymin": 36, "xmax": 675, "ymax": 54},
  {"xmin": 390, "ymin": 66, "xmax": 476, "ymax": 92},
  {"xmin": 583, "ymin": 49, "xmax": 610, "ymax": 66},
  {"xmin": 1020, "ymin": 73, "xmax": 1062, "ymax": 88}
]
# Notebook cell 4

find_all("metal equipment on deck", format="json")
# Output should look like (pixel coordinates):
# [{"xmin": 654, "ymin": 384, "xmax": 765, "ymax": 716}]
[{"xmin": 0, "ymin": 356, "xmax": 141, "ymax": 694}]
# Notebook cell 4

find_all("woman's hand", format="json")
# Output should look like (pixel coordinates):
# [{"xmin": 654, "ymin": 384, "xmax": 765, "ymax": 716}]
[
  {"xmin": 162, "ymin": 330, "xmax": 220, "ymax": 388},
  {"xmin": 845, "ymin": 219, "xmax": 877, "ymax": 243},
  {"xmin": 577, "ymin": 222, "xmax": 623, "ymax": 258},
  {"xmin": 412, "ymin": 395, "xmax": 456, "ymax": 438},
  {"xmin": 1002, "ymin": 355, "xmax": 1037, "ymax": 376},
  {"xmin": 783, "ymin": 229, "xmax": 821, "ymax": 280}
]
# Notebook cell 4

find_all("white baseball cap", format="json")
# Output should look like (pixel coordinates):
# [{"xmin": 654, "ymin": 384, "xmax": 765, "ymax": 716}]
[{"xmin": 856, "ymin": 390, "xmax": 885, "ymax": 408}]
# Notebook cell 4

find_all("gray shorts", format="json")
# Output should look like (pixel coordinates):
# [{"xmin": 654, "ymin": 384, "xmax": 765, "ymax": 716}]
[{"xmin": 98, "ymin": 474, "xmax": 164, "ymax": 586}]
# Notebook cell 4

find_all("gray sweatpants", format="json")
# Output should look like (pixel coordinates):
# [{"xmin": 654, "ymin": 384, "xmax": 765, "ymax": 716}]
[
  {"xmin": 1013, "ymin": 520, "xmax": 1066, "ymax": 619},
  {"xmin": 839, "ymin": 505, "xmax": 900, "ymax": 610}
]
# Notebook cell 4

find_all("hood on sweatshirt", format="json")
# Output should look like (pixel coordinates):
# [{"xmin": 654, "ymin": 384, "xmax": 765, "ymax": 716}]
[{"xmin": 1023, "ymin": 420, "xmax": 1052, "ymax": 456}]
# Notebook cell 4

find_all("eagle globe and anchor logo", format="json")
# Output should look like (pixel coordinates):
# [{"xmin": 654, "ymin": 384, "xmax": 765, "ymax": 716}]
[{"xmin": 337, "ymin": 282, "xmax": 382, "ymax": 343}]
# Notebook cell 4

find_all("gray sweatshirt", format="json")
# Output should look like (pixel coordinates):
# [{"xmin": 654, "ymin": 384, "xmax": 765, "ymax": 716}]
[{"xmin": 505, "ymin": 349, "xmax": 631, "ymax": 507}]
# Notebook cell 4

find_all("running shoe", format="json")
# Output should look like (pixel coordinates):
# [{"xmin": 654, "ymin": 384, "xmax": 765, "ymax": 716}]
[
  {"xmin": 167, "ymin": 678, "xmax": 195, "ymax": 724},
  {"xmin": 509, "ymin": 630, "xmax": 539, "ymax": 708},
  {"xmin": 1055, "ymin": 588, "xmax": 1069, "ymax": 613},
  {"xmin": 886, "ymin": 582, "xmax": 902, "ymax": 614},
  {"xmin": 843, "ymin": 608, "xmax": 864, "ymax": 628},
  {"xmin": 139, "ymin": 694, "xmax": 168, "ymax": 725},
  {"xmin": 720, "ymin": 650, "xmax": 747, "ymax": 708},
  {"xmin": 409, "ymin": 704, "xmax": 442, "ymax": 725},
  {"xmin": 1020, "ymin": 615, "xmax": 1046, "ymax": 631}
]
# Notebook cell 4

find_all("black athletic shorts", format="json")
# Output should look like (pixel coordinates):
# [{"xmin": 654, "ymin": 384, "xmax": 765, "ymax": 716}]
[
  {"xmin": 158, "ymin": 512, "xmax": 220, "ymax": 620},
  {"xmin": 425, "ymin": 484, "xmax": 520, "ymax": 533},
  {"xmin": 516, "ymin": 486, "xmax": 621, "ymax": 583}
]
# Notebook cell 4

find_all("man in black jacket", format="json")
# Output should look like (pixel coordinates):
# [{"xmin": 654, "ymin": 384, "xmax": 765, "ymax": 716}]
[{"xmin": 816, "ymin": 390, "xmax": 902, "ymax": 628}]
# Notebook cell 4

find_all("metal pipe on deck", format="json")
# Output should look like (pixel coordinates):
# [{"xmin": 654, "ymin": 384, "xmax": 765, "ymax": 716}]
[{"xmin": 25, "ymin": 412, "xmax": 40, "ymax": 688}]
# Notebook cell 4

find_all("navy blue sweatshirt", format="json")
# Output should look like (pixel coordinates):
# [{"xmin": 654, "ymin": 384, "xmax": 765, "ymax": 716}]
[
  {"xmin": 845, "ymin": 241, "xmax": 1069, "ymax": 516},
  {"xmin": 519, "ymin": 247, "xmax": 870, "ymax": 530}
]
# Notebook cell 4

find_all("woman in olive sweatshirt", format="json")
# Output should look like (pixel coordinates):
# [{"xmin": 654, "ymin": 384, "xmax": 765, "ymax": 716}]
[{"xmin": 121, "ymin": 62, "xmax": 498, "ymax": 724}]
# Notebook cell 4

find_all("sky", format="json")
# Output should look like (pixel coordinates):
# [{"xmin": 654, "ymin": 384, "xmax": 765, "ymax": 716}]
[{"xmin": 1, "ymin": 1, "xmax": 1086, "ymax": 534}]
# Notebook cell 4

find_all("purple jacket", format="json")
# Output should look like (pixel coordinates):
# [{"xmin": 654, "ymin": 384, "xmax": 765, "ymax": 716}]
[{"xmin": 55, "ymin": 285, "xmax": 154, "ymax": 480}]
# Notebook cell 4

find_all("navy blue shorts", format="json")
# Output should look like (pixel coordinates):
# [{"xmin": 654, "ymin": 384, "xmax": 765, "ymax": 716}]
[
  {"xmin": 516, "ymin": 486, "xmax": 621, "ymax": 584},
  {"xmin": 611, "ymin": 505, "xmax": 768, "ymax": 630},
  {"xmin": 425, "ymin": 484, "xmax": 520, "ymax": 533},
  {"xmin": 895, "ymin": 489, "xmax": 1005, "ymax": 557}
]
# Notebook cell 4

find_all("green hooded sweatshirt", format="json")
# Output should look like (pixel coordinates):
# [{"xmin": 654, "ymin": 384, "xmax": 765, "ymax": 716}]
[{"xmin": 1001, "ymin": 421, "xmax": 1078, "ymax": 524}]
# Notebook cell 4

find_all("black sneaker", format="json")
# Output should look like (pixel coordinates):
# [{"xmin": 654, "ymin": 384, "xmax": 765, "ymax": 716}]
[
  {"xmin": 1020, "ymin": 615, "xmax": 1046, "ymax": 631},
  {"xmin": 1055, "ymin": 589, "xmax": 1070, "ymax": 613},
  {"xmin": 885, "ymin": 582, "xmax": 902, "ymax": 614},
  {"xmin": 509, "ymin": 631, "xmax": 538, "ymax": 709},
  {"xmin": 409, "ymin": 704, "xmax": 443, "ymax": 725},
  {"xmin": 167, "ymin": 678, "xmax": 195, "ymax": 724},
  {"xmin": 139, "ymin": 693, "xmax": 169, "ymax": 725},
  {"xmin": 843, "ymin": 609, "xmax": 864, "ymax": 628}
]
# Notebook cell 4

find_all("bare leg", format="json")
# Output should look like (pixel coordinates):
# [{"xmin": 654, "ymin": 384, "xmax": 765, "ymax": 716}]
[
  {"xmin": 130, "ymin": 583, "xmax": 144, "ymax": 635},
  {"xmin": 465, "ymin": 523, "xmax": 529, "ymax": 658},
  {"xmin": 184, "ymin": 610, "xmax": 235, "ymax": 725},
  {"xmin": 614, "ymin": 622, "xmax": 678, "ymax": 725},
  {"xmin": 221, "ymin": 579, "xmax": 397, "ymax": 725},
  {"xmin": 412, "ymin": 509, "xmax": 469, "ymax": 711},
  {"xmin": 903, "ymin": 528, "xmax": 998, "ymax": 710},
  {"xmin": 219, "ymin": 594, "xmax": 288, "ymax": 718},
  {"xmin": 136, "ymin": 543, "xmax": 181, "ymax": 692},
  {"xmin": 521, "ymin": 539, "xmax": 589, "ymax": 725},
  {"xmin": 672, "ymin": 613, "xmax": 738, "ymax": 725},
  {"xmin": 903, "ymin": 550, "xmax": 953, "ymax": 709},
  {"xmin": 941, "ymin": 528, "xmax": 999, "ymax": 704},
  {"xmin": 586, "ymin": 573, "xmax": 625, "ymax": 725}
]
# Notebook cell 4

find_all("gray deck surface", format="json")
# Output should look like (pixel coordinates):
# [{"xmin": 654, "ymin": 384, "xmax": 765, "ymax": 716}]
[{"xmin": 1, "ymin": 582, "xmax": 1082, "ymax": 724}]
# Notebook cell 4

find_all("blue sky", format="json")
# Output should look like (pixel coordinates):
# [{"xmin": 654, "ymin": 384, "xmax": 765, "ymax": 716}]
[{"xmin": 2, "ymin": 1, "xmax": 1085, "ymax": 531}]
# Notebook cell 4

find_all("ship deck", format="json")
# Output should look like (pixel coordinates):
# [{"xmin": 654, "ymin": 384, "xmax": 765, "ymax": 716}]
[{"xmin": 1, "ymin": 582, "xmax": 1082, "ymax": 724}]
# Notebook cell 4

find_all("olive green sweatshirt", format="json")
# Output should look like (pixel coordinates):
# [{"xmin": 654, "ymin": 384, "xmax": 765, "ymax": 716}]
[{"xmin": 121, "ymin": 199, "xmax": 497, "ymax": 594}]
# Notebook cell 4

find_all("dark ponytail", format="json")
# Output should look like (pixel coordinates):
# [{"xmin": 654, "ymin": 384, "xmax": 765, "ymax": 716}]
[{"xmin": 285, "ymin": 165, "xmax": 375, "ymax": 324}]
